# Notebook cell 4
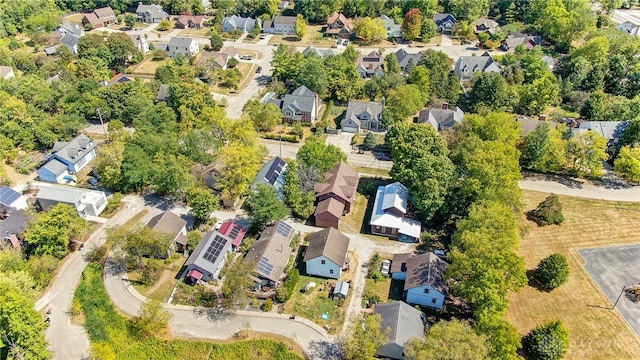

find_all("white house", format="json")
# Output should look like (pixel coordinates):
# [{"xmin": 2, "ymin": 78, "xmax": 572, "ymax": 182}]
[
  {"xmin": 222, "ymin": 15, "xmax": 257, "ymax": 32},
  {"xmin": 369, "ymin": 182, "xmax": 422, "ymax": 242},
  {"xmin": 36, "ymin": 184, "xmax": 107, "ymax": 217},
  {"xmin": 263, "ymin": 16, "xmax": 296, "ymax": 35},
  {"xmin": 136, "ymin": 3, "xmax": 169, "ymax": 23},
  {"xmin": 168, "ymin": 37, "xmax": 200, "ymax": 57},
  {"xmin": 404, "ymin": 252, "xmax": 448, "ymax": 308},
  {"xmin": 303, "ymin": 227, "xmax": 350, "ymax": 279},
  {"xmin": 37, "ymin": 134, "xmax": 98, "ymax": 183},
  {"xmin": 129, "ymin": 34, "xmax": 149, "ymax": 54}
]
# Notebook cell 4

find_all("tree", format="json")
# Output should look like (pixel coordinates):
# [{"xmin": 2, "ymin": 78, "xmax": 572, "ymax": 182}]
[
  {"xmin": 614, "ymin": 146, "xmax": 640, "ymax": 182},
  {"xmin": 157, "ymin": 18, "xmax": 171, "ymax": 31},
  {"xmin": 517, "ymin": 73, "xmax": 558, "ymax": 116},
  {"xmin": 353, "ymin": 17, "xmax": 387, "ymax": 43},
  {"xmin": 407, "ymin": 65, "xmax": 431, "ymax": 101},
  {"xmin": 244, "ymin": 99, "xmax": 282, "ymax": 132},
  {"xmin": 136, "ymin": 300, "xmax": 173, "ymax": 335},
  {"xmin": 283, "ymin": 161, "xmax": 316, "ymax": 219},
  {"xmin": 210, "ymin": 32, "xmax": 223, "ymax": 51},
  {"xmin": 385, "ymin": 84, "xmax": 425, "ymax": 121},
  {"xmin": 124, "ymin": 13, "xmax": 136, "ymax": 28},
  {"xmin": 294, "ymin": 14, "xmax": 307, "ymax": 39},
  {"xmin": 245, "ymin": 183, "xmax": 290, "ymax": 230},
  {"xmin": 446, "ymin": 0, "xmax": 489, "ymax": 20},
  {"xmin": 404, "ymin": 319, "xmax": 489, "ymax": 360},
  {"xmin": 94, "ymin": 140, "xmax": 125, "ymax": 188},
  {"xmin": 475, "ymin": 314, "xmax": 523, "ymax": 360},
  {"xmin": 523, "ymin": 320, "xmax": 570, "ymax": 360},
  {"xmin": 221, "ymin": 258, "xmax": 256, "ymax": 308},
  {"xmin": 528, "ymin": 194, "xmax": 565, "ymax": 226},
  {"xmin": 341, "ymin": 313, "xmax": 389, "ymax": 360},
  {"xmin": 467, "ymin": 72, "xmax": 510, "ymax": 113},
  {"xmin": 403, "ymin": 8, "xmax": 423, "ymax": 41},
  {"xmin": 297, "ymin": 136, "xmax": 347, "ymax": 174},
  {"xmin": 296, "ymin": 55, "xmax": 328, "ymax": 95},
  {"xmin": 187, "ymin": 187, "xmax": 220, "ymax": 224},
  {"xmin": 420, "ymin": 18, "xmax": 437, "ymax": 42},
  {"xmin": 386, "ymin": 122, "xmax": 455, "ymax": 220},
  {"xmin": 521, "ymin": 122, "xmax": 566, "ymax": 172},
  {"xmin": 385, "ymin": 53, "xmax": 400, "ymax": 74},
  {"xmin": 362, "ymin": 132, "xmax": 377, "ymax": 151},
  {"xmin": 535, "ymin": 253, "xmax": 570, "ymax": 291},
  {"xmin": 0, "ymin": 284, "xmax": 51, "ymax": 360},
  {"xmin": 217, "ymin": 140, "xmax": 265, "ymax": 202},
  {"xmin": 580, "ymin": 91, "xmax": 606, "ymax": 121},
  {"xmin": 25, "ymin": 204, "xmax": 87, "ymax": 258},
  {"xmin": 107, "ymin": 225, "xmax": 173, "ymax": 261},
  {"xmin": 566, "ymin": 131, "xmax": 607, "ymax": 177}
]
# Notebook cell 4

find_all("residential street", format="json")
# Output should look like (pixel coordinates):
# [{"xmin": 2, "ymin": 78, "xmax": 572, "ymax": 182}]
[{"xmin": 519, "ymin": 178, "xmax": 640, "ymax": 202}]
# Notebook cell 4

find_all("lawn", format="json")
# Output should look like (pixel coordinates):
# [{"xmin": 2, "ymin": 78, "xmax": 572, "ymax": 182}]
[
  {"xmin": 178, "ymin": 27, "xmax": 210, "ymax": 37},
  {"xmin": 130, "ymin": 255, "xmax": 185, "ymax": 302},
  {"xmin": 363, "ymin": 277, "xmax": 404, "ymax": 305},
  {"xmin": 268, "ymin": 25, "xmax": 335, "ymax": 46},
  {"xmin": 127, "ymin": 56, "xmax": 170, "ymax": 76},
  {"xmin": 210, "ymin": 62, "xmax": 255, "ymax": 95},
  {"xmin": 341, "ymin": 177, "xmax": 393, "ymax": 239},
  {"xmin": 353, "ymin": 166, "xmax": 390, "ymax": 178},
  {"xmin": 506, "ymin": 190, "xmax": 640, "ymax": 359}
]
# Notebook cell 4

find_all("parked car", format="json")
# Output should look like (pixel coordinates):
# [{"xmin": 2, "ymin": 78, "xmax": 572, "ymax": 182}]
[
  {"xmin": 240, "ymin": 55, "xmax": 252, "ymax": 60},
  {"xmin": 343, "ymin": 40, "xmax": 349, "ymax": 46},
  {"xmin": 88, "ymin": 177, "xmax": 99, "ymax": 187},
  {"xmin": 381, "ymin": 259, "xmax": 391, "ymax": 275},
  {"xmin": 336, "ymin": 39, "xmax": 342, "ymax": 45},
  {"xmin": 434, "ymin": 249, "xmax": 447, "ymax": 259},
  {"xmin": 256, "ymin": 66, "xmax": 262, "ymax": 73},
  {"xmin": 260, "ymin": 34, "xmax": 266, "ymax": 39}
]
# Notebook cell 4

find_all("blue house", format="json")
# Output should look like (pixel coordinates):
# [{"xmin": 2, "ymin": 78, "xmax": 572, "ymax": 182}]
[
  {"xmin": 404, "ymin": 252, "xmax": 448, "ymax": 309},
  {"xmin": 251, "ymin": 156, "xmax": 288, "ymax": 199},
  {"xmin": 37, "ymin": 134, "xmax": 98, "ymax": 183}
]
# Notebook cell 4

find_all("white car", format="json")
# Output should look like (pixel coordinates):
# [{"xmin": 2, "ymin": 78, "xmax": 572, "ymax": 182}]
[
  {"xmin": 381, "ymin": 260, "xmax": 391, "ymax": 275},
  {"xmin": 434, "ymin": 249, "xmax": 447, "ymax": 259}
]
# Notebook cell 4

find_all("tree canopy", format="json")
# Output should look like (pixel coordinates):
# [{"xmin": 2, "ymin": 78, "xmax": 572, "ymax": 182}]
[
  {"xmin": 245, "ymin": 183, "xmax": 290, "ymax": 231},
  {"xmin": 25, "ymin": 204, "xmax": 87, "ymax": 258},
  {"xmin": 297, "ymin": 136, "xmax": 347, "ymax": 174},
  {"xmin": 404, "ymin": 319, "xmax": 489, "ymax": 360}
]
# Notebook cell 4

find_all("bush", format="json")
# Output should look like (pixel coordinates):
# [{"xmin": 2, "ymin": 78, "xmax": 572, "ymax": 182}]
[
  {"xmin": 227, "ymin": 57, "xmax": 239, "ymax": 68},
  {"xmin": 534, "ymin": 253, "xmax": 570, "ymax": 291},
  {"xmin": 523, "ymin": 320, "xmax": 569, "ymax": 360},
  {"xmin": 277, "ymin": 269, "xmax": 299, "ymax": 302},
  {"xmin": 262, "ymin": 298, "xmax": 273, "ymax": 312},
  {"xmin": 263, "ymin": 133, "xmax": 299, "ymax": 143},
  {"xmin": 528, "ymin": 194, "xmax": 564, "ymax": 226},
  {"xmin": 367, "ymin": 253, "xmax": 383, "ymax": 281}
]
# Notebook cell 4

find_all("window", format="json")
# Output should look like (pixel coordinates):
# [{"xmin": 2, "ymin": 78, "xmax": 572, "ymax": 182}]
[
  {"xmin": 329, "ymin": 269, "xmax": 334, "ymax": 274},
  {"xmin": 431, "ymin": 298, "xmax": 437, "ymax": 304},
  {"xmin": 321, "ymin": 259, "xmax": 326, "ymax": 265},
  {"xmin": 423, "ymin": 288, "xmax": 430, "ymax": 294}
]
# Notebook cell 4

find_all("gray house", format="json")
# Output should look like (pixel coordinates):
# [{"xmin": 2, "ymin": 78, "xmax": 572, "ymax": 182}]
[
  {"xmin": 417, "ymin": 104, "xmax": 464, "ymax": 132},
  {"xmin": 379, "ymin": 15, "xmax": 402, "ymax": 38},
  {"xmin": 168, "ymin": 37, "xmax": 199, "ymax": 57},
  {"xmin": 56, "ymin": 21, "xmax": 85, "ymax": 54},
  {"xmin": 184, "ymin": 230, "xmax": 233, "ymax": 283},
  {"xmin": 302, "ymin": 45, "xmax": 336, "ymax": 58},
  {"xmin": 340, "ymin": 100, "xmax": 384, "ymax": 133},
  {"xmin": 136, "ymin": 4, "xmax": 169, "ymax": 23},
  {"xmin": 394, "ymin": 48, "xmax": 422, "ymax": 72},
  {"xmin": 245, "ymin": 221, "xmax": 295, "ymax": 288},
  {"xmin": 222, "ymin": 15, "xmax": 257, "ymax": 32},
  {"xmin": 433, "ymin": 13, "xmax": 456, "ymax": 33},
  {"xmin": 374, "ymin": 302, "xmax": 425, "ymax": 360},
  {"xmin": 454, "ymin": 52, "xmax": 501, "ymax": 81}
]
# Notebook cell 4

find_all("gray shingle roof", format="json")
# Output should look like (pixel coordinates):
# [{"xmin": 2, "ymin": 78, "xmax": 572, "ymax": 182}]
[
  {"xmin": 373, "ymin": 302, "xmax": 425, "ymax": 350},
  {"xmin": 282, "ymin": 85, "xmax": 317, "ymax": 113},
  {"xmin": 454, "ymin": 52, "xmax": 501, "ymax": 79},
  {"xmin": 42, "ymin": 159, "xmax": 68, "ymax": 176},
  {"xmin": 136, "ymin": 4, "xmax": 168, "ymax": 20},
  {"xmin": 342, "ymin": 100, "xmax": 384, "ymax": 128},
  {"xmin": 302, "ymin": 45, "xmax": 336, "ymax": 58},
  {"xmin": 147, "ymin": 211, "xmax": 187, "ymax": 245},
  {"xmin": 303, "ymin": 227, "xmax": 350, "ymax": 266},
  {"xmin": 1, "ymin": 209, "xmax": 31, "ymax": 237},
  {"xmin": 272, "ymin": 15, "xmax": 296, "ymax": 25},
  {"xmin": 417, "ymin": 106, "xmax": 464, "ymax": 131},
  {"xmin": 314, "ymin": 162, "xmax": 359, "ymax": 203},
  {"xmin": 245, "ymin": 221, "xmax": 294, "ymax": 282},
  {"xmin": 404, "ymin": 252, "xmax": 448, "ymax": 293},
  {"xmin": 169, "ymin": 37, "xmax": 197, "ymax": 48},
  {"xmin": 222, "ymin": 15, "xmax": 256, "ymax": 30},
  {"xmin": 390, "ymin": 253, "xmax": 412, "ymax": 274},
  {"xmin": 51, "ymin": 134, "xmax": 97, "ymax": 165},
  {"xmin": 395, "ymin": 49, "xmax": 422, "ymax": 69}
]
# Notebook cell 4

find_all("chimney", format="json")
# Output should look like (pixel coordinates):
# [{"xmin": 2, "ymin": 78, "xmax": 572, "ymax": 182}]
[
  {"xmin": 442, "ymin": 102, "xmax": 449, "ymax": 110},
  {"xmin": 538, "ymin": 114, "xmax": 546, "ymax": 121}
]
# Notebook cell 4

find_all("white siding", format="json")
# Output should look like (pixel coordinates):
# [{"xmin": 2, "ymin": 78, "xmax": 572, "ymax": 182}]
[
  {"xmin": 406, "ymin": 285, "xmax": 445, "ymax": 308},
  {"xmin": 72, "ymin": 149, "xmax": 96, "ymax": 172},
  {"xmin": 305, "ymin": 256, "xmax": 341, "ymax": 279}
]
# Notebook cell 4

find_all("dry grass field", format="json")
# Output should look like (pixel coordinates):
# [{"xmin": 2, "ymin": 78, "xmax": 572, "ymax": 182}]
[
  {"xmin": 127, "ymin": 57, "xmax": 170, "ymax": 75},
  {"xmin": 507, "ymin": 190, "xmax": 640, "ymax": 359}
]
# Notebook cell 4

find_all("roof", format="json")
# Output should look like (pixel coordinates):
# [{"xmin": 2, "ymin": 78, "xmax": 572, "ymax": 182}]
[
  {"xmin": 36, "ymin": 185, "xmax": 105, "ymax": 206},
  {"xmin": 169, "ymin": 37, "xmax": 197, "ymax": 48},
  {"xmin": 326, "ymin": 12, "xmax": 352, "ymax": 35},
  {"xmin": 271, "ymin": 15, "xmax": 296, "ymax": 25},
  {"xmin": 184, "ymin": 230, "xmax": 233, "ymax": 275},
  {"xmin": 473, "ymin": 18, "xmax": 499, "ymax": 33},
  {"xmin": 59, "ymin": 21, "xmax": 84, "ymax": 37},
  {"xmin": 94, "ymin": 6, "xmax": 115, "ymax": 19},
  {"xmin": 302, "ymin": 45, "xmax": 336, "ymax": 58},
  {"xmin": 282, "ymin": 85, "xmax": 318, "ymax": 114},
  {"xmin": 221, "ymin": 46, "xmax": 239, "ymax": 58},
  {"xmin": 51, "ymin": 134, "xmax": 98, "ymax": 165},
  {"xmin": 108, "ymin": 73, "xmax": 133, "ymax": 86},
  {"xmin": 0, "ymin": 66, "xmax": 14, "ymax": 79},
  {"xmin": 404, "ymin": 252, "xmax": 448, "ymax": 293},
  {"xmin": 245, "ymin": 221, "xmax": 295, "ymax": 282},
  {"xmin": 157, "ymin": 84, "xmax": 170, "ymax": 100},
  {"xmin": 314, "ymin": 162, "xmax": 359, "ymax": 204},
  {"xmin": 147, "ymin": 211, "xmax": 187, "ymax": 245},
  {"xmin": 373, "ymin": 302, "xmax": 424, "ymax": 349},
  {"xmin": 314, "ymin": 197, "xmax": 345, "ymax": 219},
  {"xmin": 390, "ymin": 253, "xmax": 413, "ymax": 273},
  {"xmin": 333, "ymin": 280, "xmax": 350, "ymax": 296},
  {"xmin": 502, "ymin": 32, "xmax": 541, "ymax": 49},
  {"xmin": 252, "ymin": 157, "xmax": 288, "ymax": 197},
  {"xmin": 454, "ymin": 52, "xmax": 501, "ymax": 77},
  {"xmin": 578, "ymin": 121, "xmax": 628, "ymax": 140},
  {"xmin": 342, "ymin": 100, "xmax": 384, "ymax": 128},
  {"xmin": 357, "ymin": 51, "xmax": 384, "ymax": 74},
  {"xmin": 1, "ymin": 209, "xmax": 31, "ymax": 238},
  {"xmin": 618, "ymin": 21, "xmax": 640, "ymax": 35},
  {"xmin": 222, "ymin": 15, "xmax": 255, "ymax": 29},
  {"xmin": 516, "ymin": 116, "xmax": 557, "ymax": 136},
  {"xmin": 303, "ymin": 227, "xmax": 350, "ymax": 266},
  {"xmin": 370, "ymin": 183, "xmax": 422, "ymax": 239},
  {"xmin": 217, "ymin": 221, "xmax": 247, "ymax": 247},
  {"xmin": 395, "ymin": 48, "xmax": 422, "ymax": 69},
  {"xmin": 41, "ymin": 159, "xmax": 68, "ymax": 176},
  {"xmin": 0, "ymin": 186, "xmax": 21, "ymax": 207},
  {"xmin": 136, "ymin": 4, "xmax": 168, "ymax": 19},
  {"xmin": 177, "ymin": 15, "xmax": 208, "ymax": 26},
  {"xmin": 417, "ymin": 106, "xmax": 464, "ymax": 131},
  {"xmin": 83, "ymin": 12, "xmax": 101, "ymax": 26},
  {"xmin": 432, "ymin": 13, "xmax": 456, "ymax": 23}
]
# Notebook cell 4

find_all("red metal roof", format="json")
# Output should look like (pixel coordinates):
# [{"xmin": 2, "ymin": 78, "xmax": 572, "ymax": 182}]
[
  {"xmin": 218, "ymin": 221, "xmax": 247, "ymax": 247},
  {"xmin": 187, "ymin": 269, "xmax": 203, "ymax": 280}
]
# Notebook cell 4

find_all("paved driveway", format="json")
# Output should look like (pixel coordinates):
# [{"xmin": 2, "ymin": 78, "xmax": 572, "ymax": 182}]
[
  {"xmin": 325, "ymin": 132, "xmax": 354, "ymax": 154},
  {"xmin": 579, "ymin": 245, "xmax": 640, "ymax": 337}
]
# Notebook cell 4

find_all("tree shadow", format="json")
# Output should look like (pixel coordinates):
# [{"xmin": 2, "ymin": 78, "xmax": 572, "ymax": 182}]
[
  {"xmin": 142, "ymin": 193, "xmax": 167, "ymax": 209},
  {"xmin": 307, "ymin": 340, "xmax": 343, "ymax": 360},
  {"xmin": 192, "ymin": 306, "xmax": 235, "ymax": 323},
  {"xmin": 103, "ymin": 255, "xmax": 127, "ymax": 277},
  {"xmin": 526, "ymin": 269, "xmax": 552, "ymax": 292}
]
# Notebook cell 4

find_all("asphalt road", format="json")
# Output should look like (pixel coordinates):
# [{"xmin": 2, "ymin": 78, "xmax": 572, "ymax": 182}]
[
  {"xmin": 519, "ymin": 179, "xmax": 640, "ymax": 202},
  {"xmin": 579, "ymin": 245, "xmax": 640, "ymax": 337}
]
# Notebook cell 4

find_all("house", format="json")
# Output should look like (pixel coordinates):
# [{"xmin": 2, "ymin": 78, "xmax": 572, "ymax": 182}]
[
  {"xmin": 0, "ymin": 186, "xmax": 27, "ymax": 214},
  {"xmin": 56, "ymin": 21, "xmax": 85, "ymax": 54},
  {"xmin": 1, "ymin": 209, "xmax": 30, "ymax": 250},
  {"xmin": 390, "ymin": 253, "xmax": 413, "ymax": 280},
  {"xmin": 454, "ymin": 51, "xmax": 501, "ymax": 81},
  {"xmin": 82, "ymin": 6, "xmax": 116, "ymax": 29},
  {"xmin": 417, "ymin": 103, "xmax": 464, "ymax": 132},
  {"xmin": 472, "ymin": 18, "xmax": 499, "ymax": 35},
  {"xmin": 58, "ymin": 20, "xmax": 85, "ymax": 38},
  {"xmin": 129, "ymin": 34, "xmax": 149, "ymax": 54},
  {"xmin": 136, "ymin": 4, "xmax": 169, "ymax": 23},
  {"xmin": 176, "ymin": 15, "xmax": 208, "ymax": 29},
  {"xmin": 515, "ymin": 115, "xmax": 557, "ymax": 136},
  {"xmin": 217, "ymin": 221, "xmax": 247, "ymax": 251},
  {"xmin": 107, "ymin": 73, "xmax": 134, "ymax": 86},
  {"xmin": 147, "ymin": 211, "xmax": 188, "ymax": 253},
  {"xmin": 403, "ymin": 252, "xmax": 448, "ymax": 308},
  {"xmin": 0, "ymin": 66, "xmax": 15, "ymax": 80},
  {"xmin": 433, "ymin": 13, "xmax": 456, "ymax": 34},
  {"xmin": 303, "ymin": 227, "xmax": 350, "ymax": 279},
  {"xmin": 379, "ymin": 15, "xmax": 402, "ymax": 38},
  {"xmin": 184, "ymin": 229, "xmax": 233, "ymax": 283},
  {"xmin": 37, "ymin": 134, "xmax": 98, "ymax": 183},
  {"xmin": 314, "ymin": 162, "xmax": 359, "ymax": 228},
  {"xmin": 618, "ymin": 21, "xmax": 640, "ymax": 36},
  {"xmin": 373, "ymin": 302, "xmax": 425, "ymax": 360},
  {"xmin": 340, "ymin": 100, "xmax": 384, "ymax": 133},
  {"xmin": 168, "ymin": 37, "xmax": 199, "ymax": 57},
  {"xmin": 575, "ymin": 121, "xmax": 628, "ymax": 150},
  {"xmin": 332, "ymin": 280, "xmax": 350, "ymax": 300},
  {"xmin": 198, "ymin": 51, "xmax": 227, "ymax": 69},
  {"xmin": 36, "ymin": 185, "xmax": 107, "ymax": 217},
  {"xmin": 263, "ymin": 16, "xmax": 296, "ymax": 35},
  {"xmin": 252, "ymin": 156, "xmax": 288, "ymax": 199},
  {"xmin": 222, "ymin": 15, "xmax": 256, "ymax": 32},
  {"xmin": 357, "ymin": 50, "xmax": 385, "ymax": 78},
  {"xmin": 245, "ymin": 221, "xmax": 295, "ymax": 288},
  {"xmin": 326, "ymin": 12, "xmax": 353, "ymax": 39},
  {"xmin": 394, "ymin": 49, "xmax": 422, "ymax": 72},
  {"xmin": 302, "ymin": 45, "xmax": 336, "ymax": 58},
  {"xmin": 277, "ymin": 85, "xmax": 321, "ymax": 124},
  {"xmin": 501, "ymin": 32, "xmax": 541, "ymax": 51},
  {"xmin": 369, "ymin": 182, "xmax": 422, "ymax": 243}
]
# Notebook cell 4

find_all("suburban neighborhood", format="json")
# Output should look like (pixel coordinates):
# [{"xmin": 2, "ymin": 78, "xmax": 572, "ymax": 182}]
[{"xmin": 1, "ymin": 1, "xmax": 640, "ymax": 360}]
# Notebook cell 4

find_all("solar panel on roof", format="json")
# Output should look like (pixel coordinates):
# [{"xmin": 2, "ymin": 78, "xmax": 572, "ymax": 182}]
[
  {"xmin": 264, "ymin": 158, "xmax": 286, "ymax": 186},
  {"xmin": 202, "ymin": 235, "xmax": 229, "ymax": 265},
  {"xmin": 229, "ymin": 225, "xmax": 241, "ymax": 239},
  {"xmin": 276, "ymin": 222, "xmax": 292, "ymax": 237},
  {"xmin": 0, "ymin": 186, "xmax": 20, "ymax": 206}
]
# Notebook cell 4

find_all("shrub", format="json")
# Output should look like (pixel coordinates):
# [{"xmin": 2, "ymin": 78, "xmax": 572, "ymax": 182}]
[
  {"xmin": 262, "ymin": 298, "xmax": 273, "ymax": 312},
  {"xmin": 528, "ymin": 194, "xmax": 564, "ymax": 226},
  {"xmin": 523, "ymin": 320, "xmax": 569, "ymax": 360},
  {"xmin": 277, "ymin": 269, "xmax": 299, "ymax": 302},
  {"xmin": 263, "ymin": 133, "xmax": 299, "ymax": 143},
  {"xmin": 535, "ymin": 253, "xmax": 570, "ymax": 291},
  {"xmin": 227, "ymin": 57, "xmax": 239, "ymax": 68},
  {"xmin": 367, "ymin": 253, "xmax": 383, "ymax": 280}
]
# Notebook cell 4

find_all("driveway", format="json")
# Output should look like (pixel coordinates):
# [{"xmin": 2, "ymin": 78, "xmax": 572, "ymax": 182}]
[
  {"xmin": 579, "ymin": 245, "xmax": 640, "ymax": 337},
  {"xmin": 325, "ymin": 132, "xmax": 354, "ymax": 154}
]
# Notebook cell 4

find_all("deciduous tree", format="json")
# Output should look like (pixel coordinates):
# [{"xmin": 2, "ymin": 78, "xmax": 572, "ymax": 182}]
[
  {"xmin": 353, "ymin": 17, "xmax": 387, "ymax": 43},
  {"xmin": 566, "ymin": 131, "xmax": 608, "ymax": 177},
  {"xmin": 136, "ymin": 300, "xmax": 173, "ymax": 336},
  {"xmin": 614, "ymin": 146, "xmax": 640, "ymax": 182},
  {"xmin": 341, "ymin": 313, "xmax": 388, "ymax": 360},
  {"xmin": 25, "ymin": 204, "xmax": 87, "ymax": 258},
  {"xmin": 521, "ymin": 122, "xmax": 566, "ymax": 172},
  {"xmin": 187, "ymin": 187, "xmax": 220, "ymax": 224},
  {"xmin": 297, "ymin": 136, "xmax": 347, "ymax": 174},
  {"xmin": 294, "ymin": 14, "xmax": 307, "ymax": 39},
  {"xmin": 246, "ymin": 183, "xmax": 290, "ymax": 230},
  {"xmin": 404, "ymin": 319, "xmax": 489, "ymax": 360},
  {"xmin": 403, "ymin": 8, "xmax": 423, "ymax": 41}
]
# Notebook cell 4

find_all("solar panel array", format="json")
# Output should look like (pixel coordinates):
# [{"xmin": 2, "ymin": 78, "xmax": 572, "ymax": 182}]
[
  {"xmin": 276, "ymin": 222, "xmax": 292, "ymax": 237},
  {"xmin": 264, "ymin": 158, "xmax": 286, "ymax": 185},
  {"xmin": 0, "ymin": 186, "xmax": 20, "ymax": 206},
  {"xmin": 202, "ymin": 235, "xmax": 228, "ymax": 264},
  {"xmin": 258, "ymin": 256, "xmax": 274, "ymax": 276},
  {"xmin": 229, "ymin": 224, "xmax": 241, "ymax": 239}
]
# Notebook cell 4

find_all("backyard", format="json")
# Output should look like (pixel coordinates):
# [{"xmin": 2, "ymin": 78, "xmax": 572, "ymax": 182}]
[
  {"xmin": 210, "ymin": 62, "xmax": 256, "ymax": 95},
  {"xmin": 129, "ymin": 255, "xmax": 185, "ymax": 302},
  {"xmin": 127, "ymin": 56, "xmax": 170, "ymax": 76},
  {"xmin": 268, "ymin": 25, "xmax": 335, "ymax": 47},
  {"xmin": 506, "ymin": 190, "xmax": 640, "ymax": 359}
]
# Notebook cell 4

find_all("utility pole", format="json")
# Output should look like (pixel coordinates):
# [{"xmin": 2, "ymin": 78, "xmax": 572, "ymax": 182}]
[
  {"xmin": 612, "ymin": 286, "xmax": 627, "ymax": 310},
  {"xmin": 279, "ymin": 125, "xmax": 283, "ymax": 157},
  {"xmin": 96, "ymin": 108, "xmax": 108, "ymax": 138}
]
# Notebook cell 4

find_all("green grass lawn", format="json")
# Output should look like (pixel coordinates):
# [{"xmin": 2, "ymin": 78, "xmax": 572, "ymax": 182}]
[{"xmin": 363, "ymin": 278, "xmax": 405, "ymax": 305}]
